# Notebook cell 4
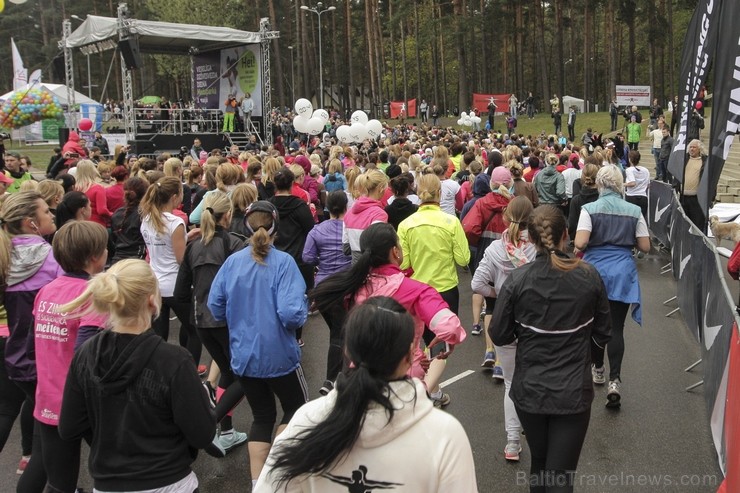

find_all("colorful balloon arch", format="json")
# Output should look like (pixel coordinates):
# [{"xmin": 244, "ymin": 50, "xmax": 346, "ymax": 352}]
[{"xmin": 0, "ymin": 88, "xmax": 64, "ymax": 129}]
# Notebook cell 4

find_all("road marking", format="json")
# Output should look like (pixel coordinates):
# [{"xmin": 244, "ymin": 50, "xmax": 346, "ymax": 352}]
[{"xmin": 439, "ymin": 370, "xmax": 475, "ymax": 389}]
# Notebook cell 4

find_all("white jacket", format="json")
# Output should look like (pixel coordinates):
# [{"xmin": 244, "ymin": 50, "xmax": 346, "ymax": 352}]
[
  {"xmin": 255, "ymin": 379, "xmax": 478, "ymax": 493},
  {"xmin": 471, "ymin": 231, "xmax": 537, "ymax": 298}
]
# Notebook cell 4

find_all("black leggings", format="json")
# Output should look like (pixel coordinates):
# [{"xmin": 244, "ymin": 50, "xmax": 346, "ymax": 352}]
[
  {"xmin": 153, "ymin": 296, "xmax": 202, "ymax": 365},
  {"xmin": 516, "ymin": 407, "xmax": 591, "ymax": 493},
  {"xmin": 17, "ymin": 421, "xmax": 80, "ymax": 493},
  {"xmin": 320, "ymin": 303, "xmax": 347, "ymax": 382},
  {"xmin": 0, "ymin": 337, "xmax": 33, "ymax": 456},
  {"xmin": 13, "ymin": 380, "xmax": 47, "ymax": 493},
  {"xmin": 237, "ymin": 367, "xmax": 309, "ymax": 443},
  {"xmin": 591, "ymin": 300, "xmax": 629, "ymax": 381},
  {"xmin": 626, "ymin": 195, "xmax": 648, "ymax": 221},
  {"xmin": 197, "ymin": 327, "xmax": 242, "ymax": 430}
]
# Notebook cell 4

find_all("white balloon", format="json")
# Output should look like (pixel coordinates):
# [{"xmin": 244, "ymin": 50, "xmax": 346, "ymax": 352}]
[
  {"xmin": 348, "ymin": 123, "xmax": 367, "ymax": 143},
  {"xmin": 336, "ymin": 125, "xmax": 352, "ymax": 143},
  {"xmin": 366, "ymin": 119, "xmax": 383, "ymax": 139},
  {"xmin": 351, "ymin": 110, "xmax": 369, "ymax": 125},
  {"xmin": 312, "ymin": 109, "xmax": 329, "ymax": 123},
  {"xmin": 307, "ymin": 117, "xmax": 325, "ymax": 135},
  {"xmin": 8, "ymin": 0, "xmax": 29, "ymax": 4},
  {"xmin": 463, "ymin": 117, "xmax": 472, "ymax": 126},
  {"xmin": 294, "ymin": 98, "xmax": 313, "ymax": 117},
  {"xmin": 457, "ymin": 119, "xmax": 464, "ymax": 126},
  {"xmin": 473, "ymin": 116, "xmax": 482, "ymax": 124},
  {"xmin": 293, "ymin": 115, "xmax": 311, "ymax": 133},
  {"xmin": 460, "ymin": 111, "xmax": 468, "ymax": 118}
]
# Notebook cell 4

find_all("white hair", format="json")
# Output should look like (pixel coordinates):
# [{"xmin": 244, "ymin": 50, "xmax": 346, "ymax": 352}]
[
  {"xmin": 596, "ymin": 164, "xmax": 624, "ymax": 195},
  {"xmin": 688, "ymin": 139, "xmax": 705, "ymax": 154}
]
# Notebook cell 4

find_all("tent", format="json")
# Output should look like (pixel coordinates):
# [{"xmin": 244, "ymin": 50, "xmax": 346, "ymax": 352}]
[
  {"xmin": 562, "ymin": 95, "xmax": 585, "ymax": 113},
  {"xmin": 0, "ymin": 83, "xmax": 99, "ymax": 106}
]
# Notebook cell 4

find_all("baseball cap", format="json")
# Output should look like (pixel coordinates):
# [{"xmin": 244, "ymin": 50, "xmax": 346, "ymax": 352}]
[{"xmin": 244, "ymin": 200, "xmax": 279, "ymax": 236}]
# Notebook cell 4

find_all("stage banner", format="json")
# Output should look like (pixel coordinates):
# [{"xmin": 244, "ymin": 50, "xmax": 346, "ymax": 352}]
[
  {"xmin": 472, "ymin": 93, "xmax": 510, "ymax": 115},
  {"xmin": 193, "ymin": 45, "xmax": 263, "ymax": 117},
  {"xmin": 390, "ymin": 99, "xmax": 417, "ymax": 118},
  {"xmin": 615, "ymin": 85, "xmax": 651, "ymax": 107},
  {"xmin": 193, "ymin": 51, "xmax": 221, "ymax": 109},
  {"xmin": 700, "ymin": 0, "xmax": 740, "ymax": 220},
  {"xmin": 648, "ymin": 180, "xmax": 674, "ymax": 248},
  {"xmin": 700, "ymin": 237, "xmax": 737, "ymax": 411},
  {"xmin": 667, "ymin": 0, "xmax": 720, "ymax": 183},
  {"xmin": 720, "ymin": 324, "xmax": 740, "ymax": 490}
]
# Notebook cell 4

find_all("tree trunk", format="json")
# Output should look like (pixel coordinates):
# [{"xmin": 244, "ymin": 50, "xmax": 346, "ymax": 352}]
[
  {"xmin": 534, "ymin": 0, "xmax": 550, "ymax": 110},
  {"xmin": 453, "ymin": 0, "xmax": 469, "ymax": 112},
  {"xmin": 516, "ymin": 1, "xmax": 524, "ymax": 96},
  {"xmin": 389, "ymin": 0, "xmax": 397, "ymax": 100},
  {"xmin": 365, "ymin": 0, "xmax": 377, "ymax": 110},
  {"xmin": 415, "ymin": 2, "xmax": 422, "ymax": 108},
  {"xmin": 667, "ymin": 0, "xmax": 675, "ymax": 98},
  {"xmin": 345, "ymin": 0, "xmax": 354, "ymax": 112},
  {"xmin": 555, "ymin": 0, "xmax": 565, "ymax": 100},
  {"xmin": 401, "ymin": 18, "xmax": 408, "ymax": 110},
  {"xmin": 608, "ymin": 0, "xmax": 617, "ymax": 104}
]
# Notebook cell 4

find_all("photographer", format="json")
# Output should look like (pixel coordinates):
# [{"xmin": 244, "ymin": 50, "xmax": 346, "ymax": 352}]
[{"xmin": 687, "ymin": 105, "xmax": 705, "ymax": 141}]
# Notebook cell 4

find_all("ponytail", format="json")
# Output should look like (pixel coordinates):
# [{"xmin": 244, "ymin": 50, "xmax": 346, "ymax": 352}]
[
  {"xmin": 200, "ymin": 191, "xmax": 232, "ymax": 245},
  {"xmin": 139, "ymin": 177, "xmax": 181, "ymax": 235}
]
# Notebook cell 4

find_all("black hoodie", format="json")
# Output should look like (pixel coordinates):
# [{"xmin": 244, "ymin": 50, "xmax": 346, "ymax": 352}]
[
  {"xmin": 385, "ymin": 197, "xmax": 418, "ymax": 230},
  {"xmin": 59, "ymin": 330, "xmax": 215, "ymax": 491},
  {"xmin": 269, "ymin": 194, "xmax": 315, "ymax": 264}
]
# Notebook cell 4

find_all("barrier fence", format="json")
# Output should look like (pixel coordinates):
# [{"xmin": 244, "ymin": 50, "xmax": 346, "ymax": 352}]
[{"xmin": 648, "ymin": 181, "xmax": 739, "ymax": 491}]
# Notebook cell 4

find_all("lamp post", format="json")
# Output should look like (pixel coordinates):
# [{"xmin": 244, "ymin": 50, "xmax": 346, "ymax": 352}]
[
  {"xmin": 288, "ymin": 45, "xmax": 295, "ymax": 103},
  {"xmin": 70, "ymin": 15, "xmax": 92, "ymax": 99},
  {"xmin": 300, "ymin": 2, "xmax": 336, "ymax": 109}
]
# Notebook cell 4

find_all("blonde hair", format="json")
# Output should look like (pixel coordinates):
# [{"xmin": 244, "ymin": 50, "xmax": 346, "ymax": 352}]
[
  {"xmin": 545, "ymin": 154, "xmax": 559, "ymax": 167},
  {"xmin": 200, "ymin": 191, "xmax": 232, "ymax": 245},
  {"xmin": 309, "ymin": 154, "xmax": 322, "ymax": 169},
  {"xmin": 328, "ymin": 159, "xmax": 343, "ymax": 175},
  {"xmin": 409, "ymin": 154, "xmax": 421, "ymax": 170},
  {"xmin": 416, "ymin": 173, "xmax": 442, "ymax": 204},
  {"xmin": 231, "ymin": 183, "xmax": 258, "ymax": 214},
  {"xmin": 19, "ymin": 180, "xmax": 39, "ymax": 193},
  {"xmin": 355, "ymin": 169, "xmax": 387, "ymax": 198},
  {"xmin": 504, "ymin": 196, "xmax": 533, "ymax": 247},
  {"xmin": 37, "ymin": 180, "xmax": 65, "ymax": 207},
  {"xmin": 581, "ymin": 163, "xmax": 600, "ymax": 188},
  {"xmin": 139, "ymin": 177, "xmax": 182, "ymax": 235},
  {"xmin": 288, "ymin": 164, "xmax": 305, "ymax": 180},
  {"xmin": 433, "ymin": 145, "xmax": 449, "ymax": 160},
  {"xmin": 345, "ymin": 166, "xmax": 361, "ymax": 199},
  {"xmin": 0, "ymin": 192, "xmax": 45, "ymax": 280},
  {"xmin": 216, "ymin": 164, "xmax": 243, "ymax": 192},
  {"xmin": 247, "ymin": 211, "xmax": 275, "ymax": 264},
  {"xmin": 528, "ymin": 205, "xmax": 581, "ymax": 271},
  {"xmin": 262, "ymin": 157, "xmax": 282, "ymax": 184},
  {"xmin": 329, "ymin": 145, "xmax": 343, "ymax": 162},
  {"xmin": 59, "ymin": 259, "xmax": 161, "ymax": 330},
  {"xmin": 73, "ymin": 160, "xmax": 100, "ymax": 192},
  {"xmin": 596, "ymin": 165, "xmax": 624, "ymax": 195},
  {"xmin": 163, "ymin": 158, "xmax": 183, "ymax": 177}
]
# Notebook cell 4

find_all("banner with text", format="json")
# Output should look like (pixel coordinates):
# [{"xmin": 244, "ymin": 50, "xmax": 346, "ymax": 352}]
[
  {"xmin": 192, "ymin": 45, "xmax": 263, "ymax": 117},
  {"xmin": 472, "ymin": 93, "xmax": 511, "ymax": 115},
  {"xmin": 615, "ymin": 85, "xmax": 651, "ymax": 107}
]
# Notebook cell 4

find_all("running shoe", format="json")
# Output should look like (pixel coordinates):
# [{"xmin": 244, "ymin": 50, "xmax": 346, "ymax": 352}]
[
  {"xmin": 218, "ymin": 430, "xmax": 248, "ymax": 453},
  {"xmin": 197, "ymin": 364, "xmax": 208, "ymax": 377},
  {"xmin": 205, "ymin": 432, "xmax": 226, "ymax": 458},
  {"xmin": 591, "ymin": 365, "xmax": 606, "ymax": 385},
  {"xmin": 202, "ymin": 381, "xmax": 217, "ymax": 408},
  {"xmin": 471, "ymin": 324, "xmax": 483, "ymax": 336},
  {"xmin": 606, "ymin": 379, "xmax": 621, "ymax": 408},
  {"xmin": 492, "ymin": 365, "xmax": 504, "ymax": 381},
  {"xmin": 481, "ymin": 351, "xmax": 496, "ymax": 368},
  {"xmin": 319, "ymin": 380, "xmax": 334, "ymax": 396},
  {"xmin": 16, "ymin": 455, "xmax": 30, "ymax": 475},
  {"xmin": 504, "ymin": 441, "xmax": 522, "ymax": 461},
  {"xmin": 432, "ymin": 392, "xmax": 451, "ymax": 408},
  {"xmin": 297, "ymin": 338, "xmax": 305, "ymax": 348}
]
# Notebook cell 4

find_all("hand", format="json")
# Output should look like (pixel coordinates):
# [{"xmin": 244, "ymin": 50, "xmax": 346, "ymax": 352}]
[
  {"xmin": 419, "ymin": 354, "xmax": 431, "ymax": 372},
  {"xmin": 427, "ymin": 336, "xmax": 455, "ymax": 360},
  {"xmin": 187, "ymin": 228, "xmax": 201, "ymax": 242}
]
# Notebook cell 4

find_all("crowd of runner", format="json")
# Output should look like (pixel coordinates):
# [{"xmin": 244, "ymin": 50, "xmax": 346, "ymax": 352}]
[{"xmin": 0, "ymin": 109, "xmax": 666, "ymax": 492}]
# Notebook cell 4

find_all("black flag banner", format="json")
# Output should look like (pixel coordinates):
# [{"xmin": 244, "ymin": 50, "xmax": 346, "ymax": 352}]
[
  {"xmin": 699, "ymin": 0, "xmax": 740, "ymax": 218},
  {"xmin": 667, "ymin": 0, "xmax": 721, "ymax": 183}
]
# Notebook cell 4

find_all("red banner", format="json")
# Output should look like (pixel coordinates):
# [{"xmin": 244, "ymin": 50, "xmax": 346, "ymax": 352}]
[
  {"xmin": 721, "ymin": 324, "xmax": 740, "ymax": 492},
  {"xmin": 390, "ymin": 99, "xmax": 417, "ymax": 118},
  {"xmin": 472, "ymin": 93, "xmax": 512, "ymax": 115}
]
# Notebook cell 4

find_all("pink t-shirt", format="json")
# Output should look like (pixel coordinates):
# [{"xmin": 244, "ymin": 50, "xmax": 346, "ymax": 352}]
[{"xmin": 33, "ymin": 275, "xmax": 107, "ymax": 425}]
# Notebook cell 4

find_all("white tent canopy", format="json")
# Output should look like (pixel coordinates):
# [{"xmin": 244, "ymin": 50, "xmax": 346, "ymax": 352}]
[
  {"xmin": 0, "ymin": 83, "xmax": 99, "ymax": 106},
  {"xmin": 64, "ymin": 15, "xmax": 261, "ymax": 55},
  {"xmin": 563, "ymin": 95, "xmax": 585, "ymax": 113}
]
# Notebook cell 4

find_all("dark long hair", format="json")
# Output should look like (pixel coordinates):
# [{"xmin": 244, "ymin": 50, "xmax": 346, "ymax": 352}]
[
  {"xmin": 268, "ymin": 296, "xmax": 415, "ymax": 486},
  {"xmin": 310, "ymin": 222, "xmax": 398, "ymax": 312},
  {"xmin": 55, "ymin": 191, "xmax": 89, "ymax": 229}
]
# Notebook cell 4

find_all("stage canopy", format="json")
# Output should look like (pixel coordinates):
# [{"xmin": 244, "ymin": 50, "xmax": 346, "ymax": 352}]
[
  {"xmin": 63, "ymin": 15, "xmax": 261, "ymax": 55},
  {"xmin": 0, "ymin": 83, "xmax": 99, "ymax": 106}
]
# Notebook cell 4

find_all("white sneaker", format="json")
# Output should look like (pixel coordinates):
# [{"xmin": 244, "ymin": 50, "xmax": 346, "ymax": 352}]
[
  {"xmin": 606, "ymin": 379, "xmax": 621, "ymax": 408},
  {"xmin": 591, "ymin": 365, "xmax": 606, "ymax": 385},
  {"xmin": 219, "ymin": 430, "xmax": 248, "ymax": 453},
  {"xmin": 504, "ymin": 441, "xmax": 522, "ymax": 461}
]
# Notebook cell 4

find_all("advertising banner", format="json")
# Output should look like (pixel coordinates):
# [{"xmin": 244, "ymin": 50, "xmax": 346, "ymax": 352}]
[
  {"xmin": 615, "ymin": 85, "xmax": 651, "ymax": 107},
  {"xmin": 390, "ymin": 99, "xmax": 416, "ymax": 118},
  {"xmin": 193, "ymin": 45, "xmax": 263, "ymax": 117},
  {"xmin": 648, "ymin": 180, "xmax": 674, "ymax": 248},
  {"xmin": 472, "ymin": 93, "xmax": 510, "ymax": 115}
]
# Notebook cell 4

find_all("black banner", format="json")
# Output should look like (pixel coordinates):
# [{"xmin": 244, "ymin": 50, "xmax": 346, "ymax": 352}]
[
  {"xmin": 699, "ymin": 0, "xmax": 740, "ymax": 218},
  {"xmin": 648, "ymin": 180, "xmax": 675, "ymax": 248},
  {"xmin": 667, "ymin": 0, "xmax": 721, "ymax": 183}
]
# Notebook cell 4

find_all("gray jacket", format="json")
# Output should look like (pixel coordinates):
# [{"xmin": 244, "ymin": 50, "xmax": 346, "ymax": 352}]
[{"xmin": 534, "ymin": 166, "xmax": 566, "ymax": 204}]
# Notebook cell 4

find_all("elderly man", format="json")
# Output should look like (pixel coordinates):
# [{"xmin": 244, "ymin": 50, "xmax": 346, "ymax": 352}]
[{"xmin": 680, "ymin": 139, "xmax": 707, "ymax": 232}]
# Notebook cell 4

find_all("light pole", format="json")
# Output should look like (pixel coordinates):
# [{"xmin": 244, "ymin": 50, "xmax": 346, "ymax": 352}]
[
  {"xmin": 300, "ymin": 2, "xmax": 336, "ymax": 109},
  {"xmin": 70, "ymin": 15, "xmax": 92, "ymax": 99},
  {"xmin": 288, "ymin": 45, "xmax": 295, "ymax": 103}
]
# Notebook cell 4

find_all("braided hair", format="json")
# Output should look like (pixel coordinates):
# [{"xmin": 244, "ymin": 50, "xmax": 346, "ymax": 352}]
[{"xmin": 527, "ymin": 205, "xmax": 582, "ymax": 271}]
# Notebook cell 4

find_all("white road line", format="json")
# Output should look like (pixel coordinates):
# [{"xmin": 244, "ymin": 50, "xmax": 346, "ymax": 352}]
[{"xmin": 439, "ymin": 370, "xmax": 476, "ymax": 389}]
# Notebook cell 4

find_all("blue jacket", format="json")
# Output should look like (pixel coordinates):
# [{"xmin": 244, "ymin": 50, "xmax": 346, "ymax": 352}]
[{"xmin": 207, "ymin": 245, "xmax": 308, "ymax": 378}]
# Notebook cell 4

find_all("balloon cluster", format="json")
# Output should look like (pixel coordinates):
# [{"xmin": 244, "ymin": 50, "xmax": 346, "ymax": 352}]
[
  {"xmin": 0, "ymin": 88, "xmax": 63, "ymax": 129},
  {"xmin": 292, "ymin": 98, "xmax": 383, "ymax": 144},
  {"xmin": 457, "ymin": 111, "xmax": 481, "ymax": 127},
  {"xmin": 335, "ymin": 110, "xmax": 383, "ymax": 144}
]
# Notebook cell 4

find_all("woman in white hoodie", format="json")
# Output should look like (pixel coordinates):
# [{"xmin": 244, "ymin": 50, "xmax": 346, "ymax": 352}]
[
  {"xmin": 254, "ymin": 296, "xmax": 477, "ymax": 493},
  {"xmin": 471, "ymin": 196, "xmax": 536, "ymax": 462}
]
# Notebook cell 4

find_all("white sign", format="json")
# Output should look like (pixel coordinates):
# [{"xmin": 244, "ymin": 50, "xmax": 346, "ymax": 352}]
[{"xmin": 616, "ymin": 85, "xmax": 651, "ymax": 107}]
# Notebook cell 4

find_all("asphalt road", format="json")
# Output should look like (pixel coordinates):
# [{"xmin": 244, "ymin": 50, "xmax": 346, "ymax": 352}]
[{"xmin": 0, "ymin": 246, "xmax": 725, "ymax": 492}]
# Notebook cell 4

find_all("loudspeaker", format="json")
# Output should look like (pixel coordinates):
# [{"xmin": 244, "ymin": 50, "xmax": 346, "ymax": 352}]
[
  {"xmin": 127, "ymin": 140, "xmax": 156, "ymax": 155},
  {"xmin": 58, "ymin": 128, "xmax": 70, "ymax": 145},
  {"xmin": 118, "ymin": 37, "xmax": 142, "ymax": 70}
]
